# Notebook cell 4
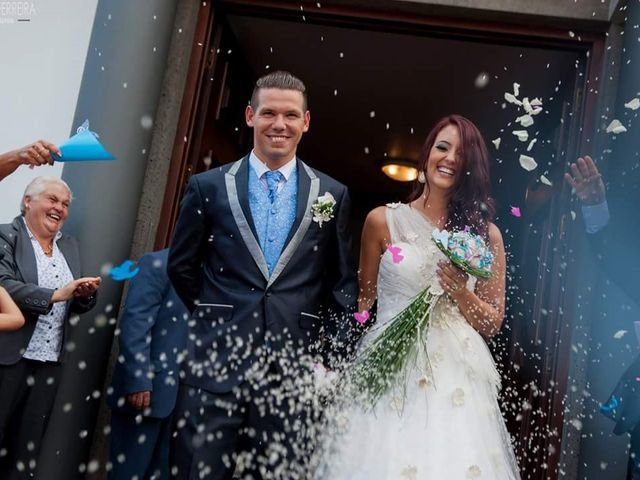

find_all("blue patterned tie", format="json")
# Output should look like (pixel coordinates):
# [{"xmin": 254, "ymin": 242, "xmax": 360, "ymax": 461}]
[{"xmin": 264, "ymin": 170, "xmax": 284, "ymax": 204}]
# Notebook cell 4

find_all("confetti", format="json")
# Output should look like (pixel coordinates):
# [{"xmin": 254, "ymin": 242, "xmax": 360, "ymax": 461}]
[
  {"xmin": 512, "ymin": 130, "xmax": 529, "ymax": 142},
  {"xmin": 526, "ymin": 138, "xmax": 537, "ymax": 151},
  {"xmin": 613, "ymin": 329, "xmax": 627, "ymax": 339},
  {"xmin": 492, "ymin": 138, "xmax": 501, "ymax": 150},
  {"xmin": 510, "ymin": 206, "xmax": 521, "ymax": 217},
  {"xmin": 353, "ymin": 310, "xmax": 370, "ymax": 325},
  {"xmin": 474, "ymin": 72, "xmax": 489, "ymax": 89},
  {"xmin": 605, "ymin": 119, "xmax": 627, "ymax": 134},
  {"xmin": 624, "ymin": 98, "xmax": 640, "ymax": 110},
  {"xmin": 504, "ymin": 92, "xmax": 522, "ymax": 106},
  {"xmin": 387, "ymin": 245, "xmax": 404, "ymax": 264},
  {"xmin": 516, "ymin": 114, "xmax": 534, "ymax": 128},
  {"xmin": 110, "ymin": 260, "xmax": 140, "ymax": 281},
  {"xmin": 540, "ymin": 175, "xmax": 553, "ymax": 186},
  {"xmin": 519, "ymin": 154, "xmax": 538, "ymax": 171},
  {"xmin": 512, "ymin": 82, "xmax": 520, "ymax": 97}
]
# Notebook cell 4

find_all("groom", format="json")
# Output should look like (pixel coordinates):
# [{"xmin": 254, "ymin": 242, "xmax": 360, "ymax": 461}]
[{"xmin": 168, "ymin": 71, "xmax": 358, "ymax": 479}]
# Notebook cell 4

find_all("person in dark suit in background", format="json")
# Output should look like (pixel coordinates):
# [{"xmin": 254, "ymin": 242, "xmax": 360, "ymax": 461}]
[
  {"xmin": 108, "ymin": 249, "xmax": 189, "ymax": 480},
  {"xmin": 0, "ymin": 176, "xmax": 100, "ymax": 479},
  {"xmin": 168, "ymin": 71, "xmax": 358, "ymax": 479},
  {"xmin": 566, "ymin": 155, "xmax": 640, "ymax": 479},
  {"xmin": 565, "ymin": 155, "xmax": 639, "ymax": 300}
]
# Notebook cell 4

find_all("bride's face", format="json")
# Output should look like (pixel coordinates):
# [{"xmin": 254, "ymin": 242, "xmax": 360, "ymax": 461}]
[{"xmin": 424, "ymin": 124, "xmax": 463, "ymax": 195}]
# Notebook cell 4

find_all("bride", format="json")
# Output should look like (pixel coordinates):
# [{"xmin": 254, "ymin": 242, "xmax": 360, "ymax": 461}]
[{"xmin": 316, "ymin": 115, "xmax": 520, "ymax": 479}]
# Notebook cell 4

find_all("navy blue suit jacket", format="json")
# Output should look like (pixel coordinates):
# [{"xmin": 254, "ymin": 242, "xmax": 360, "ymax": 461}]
[
  {"xmin": 168, "ymin": 156, "xmax": 358, "ymax": 394},
  {"xmin": 108, "ymin": 249, "xmax": 189, "ymax": 418}
]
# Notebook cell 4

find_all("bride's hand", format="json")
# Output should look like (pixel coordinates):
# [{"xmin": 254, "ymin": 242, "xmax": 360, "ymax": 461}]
[{"xmin": 437, "ymin": 261, "xmax": 469, "ymax": 299}]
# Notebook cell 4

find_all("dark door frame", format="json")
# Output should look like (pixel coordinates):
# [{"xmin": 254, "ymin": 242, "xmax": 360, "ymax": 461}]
[{"xmin": 156, "ymin": 2, "xmax": 605, "ymax": 478}]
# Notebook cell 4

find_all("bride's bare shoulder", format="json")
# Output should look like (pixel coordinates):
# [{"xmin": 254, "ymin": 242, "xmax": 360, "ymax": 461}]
[
  {"xmin": 362, "ymin": 206, "xmax": 392, "ymax": 245},
  {"xmin": 364, "ymin": 206, "xmax": 388, "ymax": 227},
  {"xmin": 487, "ymin": 222, "xmax": 504, "ymax": 246}
]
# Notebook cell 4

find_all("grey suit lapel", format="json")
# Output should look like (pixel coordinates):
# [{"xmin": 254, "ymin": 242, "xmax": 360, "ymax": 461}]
[
  {"xmin": 13, "ymin": 217, "xmax": 38, "ymax": 285},
  {"xmin": 225, "ymin": 158, "xmax": 270, "ymax": 282},
  {"xmin": 13, "ymin": 216, "xmax": 81, "ymax": 282},
  {"xmin": 267, "ymin": 161, "xmax": 319, "ymax": 288},
  {"xmin": 57, "ymin": 236, "xmax": 80, "ymax": 278}
]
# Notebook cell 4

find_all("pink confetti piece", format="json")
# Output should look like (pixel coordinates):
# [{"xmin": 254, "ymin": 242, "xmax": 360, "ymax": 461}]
[
  {"xmin": 387, "ymin": 244, "xmax": 404, "ymax": 264},
  {"xmin": 510, "ymin": 206, "xmax": 521, "ymax": 218},
  {"xmin": 354, "ymin": 310, "xmax": 370, "ymax": 325}
]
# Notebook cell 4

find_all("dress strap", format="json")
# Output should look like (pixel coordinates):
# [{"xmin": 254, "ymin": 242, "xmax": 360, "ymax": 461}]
[{"xmin": 384, "ymin": 204, "xmax": 400, "ymax": 244}]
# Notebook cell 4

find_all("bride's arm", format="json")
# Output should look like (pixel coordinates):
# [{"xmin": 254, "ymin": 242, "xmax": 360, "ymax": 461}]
[
  {"xmin": 437, "ymin": 222, "xmax": 506, "ymax": 337},
  {"xmin": 358, "ymin": 207, "xmax": 389, "ymax": 313}
]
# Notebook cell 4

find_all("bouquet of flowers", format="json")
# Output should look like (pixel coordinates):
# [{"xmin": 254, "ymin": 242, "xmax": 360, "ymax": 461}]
[
  {"xmin": 351, "ymin": 227, "xmax": 494, "ymax": 408},
  {"xmin": 432, "ymin": 227, "xmax": 494, "ymax": 280}
]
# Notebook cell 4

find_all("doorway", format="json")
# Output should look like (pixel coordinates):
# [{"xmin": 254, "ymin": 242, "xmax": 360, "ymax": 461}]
[{"xmin": 157, "ymin": 2, "xmax": 603, "ymax": 478}]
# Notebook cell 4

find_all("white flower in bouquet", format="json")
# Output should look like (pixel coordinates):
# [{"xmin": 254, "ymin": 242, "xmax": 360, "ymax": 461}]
[{"xmin": 311, "ymin": 192, "xmax": 336, "ymax": 227}]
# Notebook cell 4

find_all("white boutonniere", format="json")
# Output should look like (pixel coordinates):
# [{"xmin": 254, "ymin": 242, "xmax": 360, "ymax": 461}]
[{"xmin": 311, "ymin": 192, "xmax": 336, "ymax": 228}]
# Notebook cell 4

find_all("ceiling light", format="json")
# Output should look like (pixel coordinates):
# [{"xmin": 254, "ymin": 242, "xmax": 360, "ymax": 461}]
[{"xmin": 380, "ymin": 158, "xmax": 419, "ymax": 182}]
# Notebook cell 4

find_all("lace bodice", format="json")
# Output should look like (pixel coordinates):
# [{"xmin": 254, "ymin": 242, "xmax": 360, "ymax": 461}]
[{"xmin": 365, "ymin": 203, "xmax": 476, "ymax": 341}]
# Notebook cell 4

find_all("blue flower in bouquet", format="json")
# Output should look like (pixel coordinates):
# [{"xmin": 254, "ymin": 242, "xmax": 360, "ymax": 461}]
[
  {"xmin": 448, "ymin": 233, "xmax": 471, "ymax": 263},
  {"xmin": 431, "ymin": 228, "xmax": 494, "ymax": 279}
]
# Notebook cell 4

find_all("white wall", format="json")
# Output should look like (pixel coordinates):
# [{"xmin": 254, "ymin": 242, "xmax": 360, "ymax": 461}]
[{"xmin": 0, "ymin": 0, "xmax": 98, "ymax": 222}]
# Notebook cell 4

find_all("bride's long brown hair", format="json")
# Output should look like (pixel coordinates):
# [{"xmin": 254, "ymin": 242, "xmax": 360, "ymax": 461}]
[{"xmin": 407, "ymin": 114, "xmax": 495, "ymax": 239}]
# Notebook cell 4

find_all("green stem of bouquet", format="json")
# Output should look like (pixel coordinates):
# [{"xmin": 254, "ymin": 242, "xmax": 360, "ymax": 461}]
[{"xmin": 351, "ymin": 287, "xmax": 435, "ymax": 408}]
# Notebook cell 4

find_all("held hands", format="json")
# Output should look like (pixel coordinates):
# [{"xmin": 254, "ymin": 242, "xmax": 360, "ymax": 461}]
[
  {"xmin": 437, "ymin": 261, "xmax": 469, "ymax": 300},
  {"xmin": 126, "ymin": 391, "xmax": 151, "ymax": 410},
  {"xmin": 52, "ymin": 276, "xmax": 101, "ymax": 302},
  {"xmin": 564, "ymin": 155, "xmax": 606, "ymax": 206},
  {"xmin": 18, "ymin": 140, "xmax": 61, "ymax": 168}
]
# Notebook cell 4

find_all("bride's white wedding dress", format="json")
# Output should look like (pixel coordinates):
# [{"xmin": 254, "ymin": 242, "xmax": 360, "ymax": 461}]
[{"xmin": 317, "ymin": 204, "xmax": 520, "ymax": 480}]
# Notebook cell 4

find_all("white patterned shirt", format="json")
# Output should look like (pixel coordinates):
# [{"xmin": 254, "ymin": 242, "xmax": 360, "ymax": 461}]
[{"xmin": 22, "ymin": 218, "xmax": 73, "ymax": 362}]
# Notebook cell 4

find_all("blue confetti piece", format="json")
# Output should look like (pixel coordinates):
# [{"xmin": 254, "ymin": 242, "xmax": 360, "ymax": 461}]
[{"xmin": 110, "ymin": 260, "xmax": 140, "ymax": 281}]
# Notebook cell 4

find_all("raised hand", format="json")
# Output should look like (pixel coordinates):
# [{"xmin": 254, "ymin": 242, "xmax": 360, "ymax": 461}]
[
  {"xmin": 0, "ymin": 140, "xmax": 61, "ymax": 181},
  {"xmin": 18, "ymin": 140, "xmax": 61, "ymax": 168},
  {"xmin": 564, "ymin": 155, "xmax": 606, "ymax": 205}
]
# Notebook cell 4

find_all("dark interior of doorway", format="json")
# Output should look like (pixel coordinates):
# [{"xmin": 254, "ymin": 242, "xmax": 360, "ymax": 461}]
[{"xmin": 195, "ymin": 11, "xmax": 586, "ymax": 479}]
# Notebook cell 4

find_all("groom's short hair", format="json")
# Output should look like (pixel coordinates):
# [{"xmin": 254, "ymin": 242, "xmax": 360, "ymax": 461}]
[{"xmin": 250, "ymin": 71, "xmax": 308, "ymax": 111}]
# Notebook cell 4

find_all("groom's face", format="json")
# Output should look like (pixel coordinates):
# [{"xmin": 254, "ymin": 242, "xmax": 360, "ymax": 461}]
[{"xmin": 245, "ymin": 88, "xmax": 310, "ymax": 167}]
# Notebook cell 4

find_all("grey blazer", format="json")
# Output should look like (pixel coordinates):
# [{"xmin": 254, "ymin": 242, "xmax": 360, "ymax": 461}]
[{"xmin": 0, "ymin": 216, "xmax": 96, "ymax": 365}]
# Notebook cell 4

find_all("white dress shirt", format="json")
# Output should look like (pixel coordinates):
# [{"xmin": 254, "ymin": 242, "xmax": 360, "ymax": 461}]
[
  {"xmin": 582, "ymin": 200, "xmax": 610, "ymax": 234},
  {"xmin": 249, "ymin": 150, "xmax": 297, "ymax": 193}
]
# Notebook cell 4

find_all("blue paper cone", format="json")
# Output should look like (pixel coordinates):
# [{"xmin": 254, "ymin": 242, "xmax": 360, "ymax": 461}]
[{"xmin": 52, "ymin": 129, "xmax": 116, "ymax": 162}]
